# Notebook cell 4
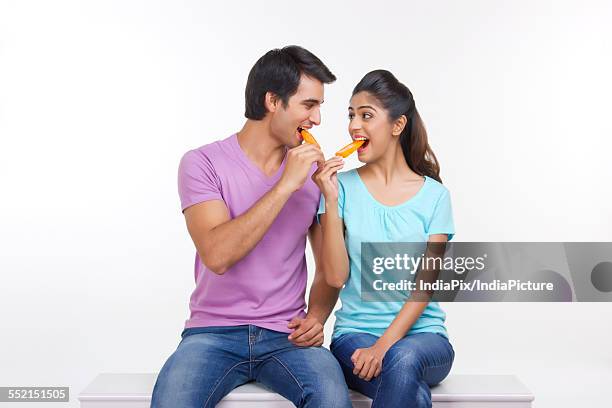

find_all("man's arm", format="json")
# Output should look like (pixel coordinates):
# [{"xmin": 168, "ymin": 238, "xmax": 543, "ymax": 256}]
[
  {"xmin": 305, "ymin": 222, "xmax": 341, "ymax": 323},
  {"xmin": 183, "ymin": 184, "xmax": 292, "ymax": 275},
  {"xmin": 287, "ymin": 221, "xmax": 340, "ymax": 347},
  {"xmin": 184, "ymin": 143, "xmax": 324, "ymax": 275}
]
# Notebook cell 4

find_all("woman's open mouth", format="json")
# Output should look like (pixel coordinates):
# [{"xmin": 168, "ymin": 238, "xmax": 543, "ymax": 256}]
[{"xmin": 353, "ymin": 136, "xmax": 369, "ymax": 152}]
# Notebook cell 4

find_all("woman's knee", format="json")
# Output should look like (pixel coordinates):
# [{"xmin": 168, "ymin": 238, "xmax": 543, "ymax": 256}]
[{"xmin": 383, "ymin": 347, "xmax": 424, "ymax": 378}]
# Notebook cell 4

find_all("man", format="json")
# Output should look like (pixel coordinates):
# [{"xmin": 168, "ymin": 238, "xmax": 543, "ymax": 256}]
[{"xmin": 151, "ymin": 46, "xmax": 352, "ymax": 408}]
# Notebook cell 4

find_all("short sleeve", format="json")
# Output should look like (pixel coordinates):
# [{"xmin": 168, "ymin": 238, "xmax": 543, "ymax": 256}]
[
  {"xmin": 316, "ymin": 179, "xmax": 345, "ymax": 224},
  {"xmin": 177, "ymin": 149, "xmax": 223, "ymax": 212},
  {"xmin": 427, "ymin": 188, "xmax": 455, "ymax": 241}
]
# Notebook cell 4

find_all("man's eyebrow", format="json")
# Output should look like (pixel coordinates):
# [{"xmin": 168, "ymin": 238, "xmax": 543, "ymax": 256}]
[
  {"xmin": 302, "ymin": 98, "xmax": 323, "ymax": 104},
  {"xmin": 348, "ymin": 105, "xmax": 377, "ymax": 111}
]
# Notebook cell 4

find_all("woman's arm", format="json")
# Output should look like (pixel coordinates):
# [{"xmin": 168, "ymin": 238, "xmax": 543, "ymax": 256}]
[
  {"xmin": 351, "ymin": 233, "xmax": 449, "ymax": 381},
  {"xmin": 319, "ymin": 205, "xmax": 350, "ymax": 288},
  {"xmin": 312, "ymin": 157, "xmax": 349, "ymax": 288}
]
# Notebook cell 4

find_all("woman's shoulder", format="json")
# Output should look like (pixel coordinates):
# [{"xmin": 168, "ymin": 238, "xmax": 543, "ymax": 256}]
[{"xmin": 424, "ymin": 176, "xmax": 451, "ymax": 201}]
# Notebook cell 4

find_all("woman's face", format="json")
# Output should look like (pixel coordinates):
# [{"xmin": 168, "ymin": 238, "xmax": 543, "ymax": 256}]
[{"xmin": 348, "ymin": 91, "xmax": 397, "ymax": 163}]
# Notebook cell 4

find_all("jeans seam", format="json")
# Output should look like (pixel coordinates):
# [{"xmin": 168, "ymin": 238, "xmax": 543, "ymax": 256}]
[
  {"xmin": 372, "ymin": 373, "xmax": 383, "ymax": 403},
  {"xmin": 203, "ymin": 361, "xmax": 250, "ymax": 408},
  {"xmin": 270, "ymin": 355, "xmax": 305, "ymax": 402},
  {"xmin": 248, "ymin": 327, "xmax": 253, "ymax": 379},
  {"xmin": 422, "ymin": 357, "xmax": 454, "ymax": 384}
]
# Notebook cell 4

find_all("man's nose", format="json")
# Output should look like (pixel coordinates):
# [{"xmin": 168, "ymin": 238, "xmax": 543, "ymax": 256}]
[{"xmin": 309, "ymin": 108, "xmax": 321, "ymax": 126}]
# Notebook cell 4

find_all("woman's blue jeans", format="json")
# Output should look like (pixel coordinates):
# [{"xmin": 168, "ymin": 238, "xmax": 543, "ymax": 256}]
[
  {"xmin": 331, "ymin": 332, "xmax": 454, "ymax": 408},
  {"xmin": 151, "ymin": 325, "xmax": 352, "ymax": 408}
]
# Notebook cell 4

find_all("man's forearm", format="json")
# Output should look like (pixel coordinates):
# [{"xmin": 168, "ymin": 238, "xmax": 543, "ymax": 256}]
[
  {"xmin": 203, "ymin": 183, "xmax": 292, "ymax": 274},
  {"xmin": 306, "ymin": 274, "xmax": 340, "ymax": 324}
]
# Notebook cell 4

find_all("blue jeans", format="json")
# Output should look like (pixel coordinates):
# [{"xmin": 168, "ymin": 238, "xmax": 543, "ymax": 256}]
[
  {"xmin": 151, "ymin": 325, "xmax": 352, "ymax": 408},
  {"xmin": 331, "ymin": 332, "xmax": 454, "ymax": 408}
]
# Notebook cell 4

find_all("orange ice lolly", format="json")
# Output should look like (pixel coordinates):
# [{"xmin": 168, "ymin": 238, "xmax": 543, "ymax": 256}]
[
  {"xmin": 300, "ymin": 129, "xmax": 320, "ymax": 148},
  {"xmin": 335, "ymin": 140, "xmax": 365, "ymax": 158}
]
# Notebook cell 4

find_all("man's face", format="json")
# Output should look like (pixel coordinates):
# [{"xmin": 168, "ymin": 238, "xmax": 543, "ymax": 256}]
[{"xmin": 270, "ymin": 74, "xmax": 324, "ymax": 148}]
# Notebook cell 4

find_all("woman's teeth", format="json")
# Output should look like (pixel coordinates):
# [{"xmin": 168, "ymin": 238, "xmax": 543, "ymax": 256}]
[{"xmin": 354, "ymin": 136, "xmax": 369, "ymax": 147}]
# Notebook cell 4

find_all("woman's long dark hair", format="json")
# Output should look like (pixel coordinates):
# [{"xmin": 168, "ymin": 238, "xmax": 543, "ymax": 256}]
[{"xmin": 353, "ymin": 70, "xmax": 442, "ymax": 183}]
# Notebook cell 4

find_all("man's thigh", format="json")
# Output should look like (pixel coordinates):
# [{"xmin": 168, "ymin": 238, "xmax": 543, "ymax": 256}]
[
  {"xmin": 151, "ymin": 327, "xmax": 250, "ymax": 408},
  {"xmin": 255, "ymin": 344, "xmax": 352, "ymax": 408}
]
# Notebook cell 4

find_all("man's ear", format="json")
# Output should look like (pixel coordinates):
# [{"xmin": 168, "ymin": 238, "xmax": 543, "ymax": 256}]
[
  {"xmin": 392, "ymin": 115, "xmax": 408, "ymax": 137},
  {"xmin": 264, "ymin": 92, "xmax": 279, "ymax": 113}
]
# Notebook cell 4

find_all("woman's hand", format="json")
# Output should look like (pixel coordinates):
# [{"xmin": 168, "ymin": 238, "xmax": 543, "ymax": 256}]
[
  {"xmin": 351, "ymin": 342, "xmax": 390, "ymax": 381},
  {"xmin": 312, "ymin": 157, "xmax": 344, "ymax": 202}
]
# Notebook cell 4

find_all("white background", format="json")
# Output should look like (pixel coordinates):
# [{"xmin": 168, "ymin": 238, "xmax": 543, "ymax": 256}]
[{"xmin": 1, "ymin": 1, "xmax": 611, "ymax": 407}]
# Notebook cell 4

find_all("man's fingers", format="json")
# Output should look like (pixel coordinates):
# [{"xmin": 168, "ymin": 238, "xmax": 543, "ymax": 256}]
[
  {"xmin": 288, "ymin": 325, "xmax": 306, "ymax": 340},
  {"xmin": 292, "ymin": 143, "xmax": 323, "ymax": 157},
  {"xmin": 290, "ymin": 322, "xmax": 320, "ymax": 343},
  {"xmin": 293, "ymin": 333, "xmax": 324, "ymax": 347},
  {"xmin": 302, "ymin": 151, "xmax": 325, "ymax": 166},
  {"xmin": 287, "ymin": 317, "xmax": 301, "ymax": 329}
]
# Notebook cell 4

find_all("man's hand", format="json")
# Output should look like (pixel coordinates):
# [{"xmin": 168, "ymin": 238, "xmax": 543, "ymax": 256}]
[
  {"xmin": 278, "ymin": 144, "xmax": 324, "ymax": 193},
  {"xmin": 287, "ymin": 316, "xmax": 324, "ymax": 347}
]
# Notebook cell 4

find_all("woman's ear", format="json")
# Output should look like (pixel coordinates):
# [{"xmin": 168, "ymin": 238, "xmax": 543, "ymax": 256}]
[
  {"xmin": 264, "ymin": 92, "xmax": 279, "ymax": 113},
  {"xmin": 392, "ymin": 115, "xmax": 407, "ymax": 136}
]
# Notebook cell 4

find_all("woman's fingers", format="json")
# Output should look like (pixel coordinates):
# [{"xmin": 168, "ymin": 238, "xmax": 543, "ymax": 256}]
[
  {"xmin": 374, "ymin": 366, "xmax": 382, "ymax": 378},
  {"xmin": 364, "ymin": 360, "xmax": 379, "ymax": 381},
  {"xmin": 358, "ymin": 358, "xmax": 372, "ymax": 379},
  {"xmin": 352, "ymin": 352, "xmax": 365, "ymax": 375},
  {"xmin": 318, "ymin": 160, "xmax": 344, "ymax": 177},
  {"xmin": 319, "ymin": 163, "xmax": 344, "ymax": 180}
]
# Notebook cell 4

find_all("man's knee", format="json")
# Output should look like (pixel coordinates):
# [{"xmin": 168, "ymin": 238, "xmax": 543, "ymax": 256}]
[
  {"xmin": 151, "ymin": 334, "xmax": 235, "ymax": 408},
  {"xmin": 286, "ymin": 347, "xmax": 352, "ymax": 408}
]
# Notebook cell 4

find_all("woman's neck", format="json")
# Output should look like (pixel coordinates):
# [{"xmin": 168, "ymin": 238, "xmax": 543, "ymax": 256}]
[{"xmin": 361, "ymin": 142, "xmax": 421, "ymax": 185}]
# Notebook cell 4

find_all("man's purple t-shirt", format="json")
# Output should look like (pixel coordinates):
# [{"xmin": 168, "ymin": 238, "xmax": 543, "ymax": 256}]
[{"xmin": 178, "ymin": 133, "xmax": 320, "ymax": 333}]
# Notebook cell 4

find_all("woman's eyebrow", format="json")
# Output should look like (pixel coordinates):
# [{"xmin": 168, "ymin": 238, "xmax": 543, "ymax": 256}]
[{"xmin": 349, "ymin": 105, "xmax": 377, "ymax": 111}]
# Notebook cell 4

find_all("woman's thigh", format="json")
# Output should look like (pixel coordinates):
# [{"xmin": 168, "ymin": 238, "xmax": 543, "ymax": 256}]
[{"xmin": 330, "ymin": 331, "xmax": 455, "ymax": 397}]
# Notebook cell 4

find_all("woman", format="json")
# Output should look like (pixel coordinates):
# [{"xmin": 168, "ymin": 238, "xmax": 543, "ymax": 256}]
[{"xmin": 313, "ymin": 70, "xmax": 455, "ymax": 408}]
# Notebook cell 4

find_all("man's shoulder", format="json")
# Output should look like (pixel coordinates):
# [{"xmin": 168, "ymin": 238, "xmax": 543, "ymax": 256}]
[{"xmin": 180, "ymin": 134, "xmax": 235, "ymax": 165}]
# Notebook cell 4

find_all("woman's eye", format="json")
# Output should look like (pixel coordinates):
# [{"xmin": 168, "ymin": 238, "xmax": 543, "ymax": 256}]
[
  {"xmin": 348, "ymin": 113, "xmax": 354, "ymax": 119},
  {"xmin": 363, "ymin": 112, "xmax": 372, "ymax": 119}
]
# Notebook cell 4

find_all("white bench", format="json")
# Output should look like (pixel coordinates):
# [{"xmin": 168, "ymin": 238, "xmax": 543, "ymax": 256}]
[{"xmin": 79, "ymin": 373, "xmax": 534, "ymax": 408}]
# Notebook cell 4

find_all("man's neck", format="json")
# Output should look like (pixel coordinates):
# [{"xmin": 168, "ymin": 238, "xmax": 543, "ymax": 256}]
[{"xmin": 236, "ymin": 120, "xmax": 287, "ymax": 176}]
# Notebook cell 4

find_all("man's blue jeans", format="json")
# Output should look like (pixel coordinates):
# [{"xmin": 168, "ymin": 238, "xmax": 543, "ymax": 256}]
[
  {"xmin": 331, "ymin": 332, "xmax": 454, "ymax": 408},
  {"xmin": 151, "ymin": 325, "xmax": 352, "ymax": 408}
]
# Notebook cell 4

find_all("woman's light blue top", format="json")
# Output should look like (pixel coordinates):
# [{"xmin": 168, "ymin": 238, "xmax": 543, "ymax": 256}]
[{"xmin": 317, "ymin": 169, "xmax": 455, "ymax": 340}]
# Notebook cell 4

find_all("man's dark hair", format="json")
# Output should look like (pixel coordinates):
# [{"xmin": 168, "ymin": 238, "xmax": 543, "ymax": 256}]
[{"xmin": 244, "ymin": 45, "xmax": 336, "ymax": 120}]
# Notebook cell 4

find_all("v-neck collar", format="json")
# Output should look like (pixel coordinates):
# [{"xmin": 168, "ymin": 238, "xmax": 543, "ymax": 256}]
[{"xmin": 230, "ymin": 133, "xmax": 287, "ymax": 186}]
